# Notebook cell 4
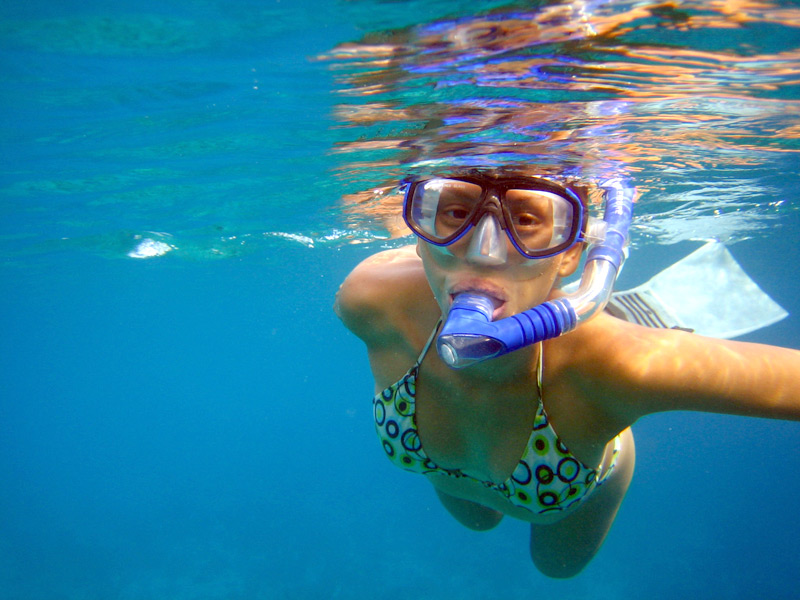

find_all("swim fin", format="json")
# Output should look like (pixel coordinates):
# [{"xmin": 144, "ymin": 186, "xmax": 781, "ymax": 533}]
[{"xmin": 602, "ymin": 242, "xmax": 788, "ymax": 338}]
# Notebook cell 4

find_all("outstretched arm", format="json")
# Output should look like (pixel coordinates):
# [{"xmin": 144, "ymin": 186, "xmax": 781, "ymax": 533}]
[{"xmin": 590, "ymin": 316, "xmax": 800, "ymax": 423}]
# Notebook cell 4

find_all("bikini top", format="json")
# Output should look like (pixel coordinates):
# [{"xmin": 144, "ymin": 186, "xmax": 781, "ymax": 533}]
[{"xmin": 372, "ymin": 320, "xmax": 619, "ymax": 515}]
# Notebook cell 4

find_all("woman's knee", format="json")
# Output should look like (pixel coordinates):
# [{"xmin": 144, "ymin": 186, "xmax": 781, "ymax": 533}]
[
  {"xmin": 435, "ymin": 488, "xmax": 503, "ymax": 531},
  {"xmin": 530, "ymin": 549, "xmax": 592, "ymax": 579},
  {"xmin": 529, "ymin": 429, "xmax": 636, "ymax": 578}
]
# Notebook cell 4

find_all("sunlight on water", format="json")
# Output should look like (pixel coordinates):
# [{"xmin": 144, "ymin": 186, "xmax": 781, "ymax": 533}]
[
  {"xmin": 323, "ymin": 0, "xmax": 800, "ymax": 248},
  {"xmin": 0, "ymin": 0, "xmax": 798, "ymax": 260}
]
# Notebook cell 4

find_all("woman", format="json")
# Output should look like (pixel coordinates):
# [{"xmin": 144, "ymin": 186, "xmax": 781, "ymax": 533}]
[{"xmin": 334, "ymin": 169, "xmax": 800, "ymax": 578}]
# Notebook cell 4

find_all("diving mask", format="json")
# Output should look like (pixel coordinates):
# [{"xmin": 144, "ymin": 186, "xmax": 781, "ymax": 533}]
[{"xmin": 403, "ymin": 174, "xmax": 586, "ymax": 261}]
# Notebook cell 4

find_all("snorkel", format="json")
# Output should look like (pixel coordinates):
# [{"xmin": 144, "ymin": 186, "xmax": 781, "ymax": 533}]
[{"xmin": 437, "ymin": 178, "xmax": 635, "ymax": 369}]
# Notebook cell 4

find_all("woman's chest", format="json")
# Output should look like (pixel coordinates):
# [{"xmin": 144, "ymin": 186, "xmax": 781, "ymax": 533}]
[
  {"xmin": 413, "ymin": 362, "xmax": 612, "ymax": 477},
  {"xmin": 413, "ymin": 371, "xmax": 540, "ymax": 482}
]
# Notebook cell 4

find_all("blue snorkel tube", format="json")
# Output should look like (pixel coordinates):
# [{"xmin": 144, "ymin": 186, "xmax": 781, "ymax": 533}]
[{"xmin": 437, "ymin": 178, "xmax": 635, "ymax": 369}]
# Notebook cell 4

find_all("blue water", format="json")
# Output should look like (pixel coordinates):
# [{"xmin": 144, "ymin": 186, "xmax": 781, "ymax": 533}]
[{"xmin": 3, "ymin": 1, "xmax": 800, "ymax": 598}]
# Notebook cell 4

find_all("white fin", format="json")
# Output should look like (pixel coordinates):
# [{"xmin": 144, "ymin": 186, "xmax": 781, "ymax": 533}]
[{"xmin": 604, "ymin": 242, "xmax": 788, "ymax": 338}]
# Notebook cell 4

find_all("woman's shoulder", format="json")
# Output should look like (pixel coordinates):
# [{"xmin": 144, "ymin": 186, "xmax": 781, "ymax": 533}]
[
  {"xmin": 334, "ymin": 245, "xmax": 436, "ymax": 344},
  {"xmin": 547, "ymin": 309, "xmax": 751, "ymax": 423},
  {"xmin": 544, "ymin": 312, "xmax": 671, "ymax": 425}
]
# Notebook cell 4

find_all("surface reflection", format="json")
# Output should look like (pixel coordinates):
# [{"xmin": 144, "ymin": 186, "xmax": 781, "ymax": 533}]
[{"xmin": 323, "ymin": 0, "xmax": 800, "ymax": 245}]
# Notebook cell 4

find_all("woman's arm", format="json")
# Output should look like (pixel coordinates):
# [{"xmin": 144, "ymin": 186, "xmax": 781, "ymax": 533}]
[
  {"xmin": 334, "ymin": 245, "xmax": 427, "ymax": 343},
  {"xmin": 584, "ymin": 316, "xmax": 800, "ymax": 423}
]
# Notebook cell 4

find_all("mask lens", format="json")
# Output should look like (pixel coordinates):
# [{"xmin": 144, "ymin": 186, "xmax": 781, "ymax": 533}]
[
  {"xmin": 504, "ymin": 189, "xmax": 576, "ymax": 255},
  {"xmin": 409, "ymin": 178, "xmax": 483, "ymax": 242}
]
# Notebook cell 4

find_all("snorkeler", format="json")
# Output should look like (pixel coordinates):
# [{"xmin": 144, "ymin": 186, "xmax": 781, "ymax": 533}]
[{"xmin": 334, "ymin": 169, "xmax": 800, "ymax": 578}]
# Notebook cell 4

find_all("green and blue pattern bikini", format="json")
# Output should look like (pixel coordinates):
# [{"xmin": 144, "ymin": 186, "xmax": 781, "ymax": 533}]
[{"xmin": 373, "ymin": 321, "xmax": 620, "ymax": 514}]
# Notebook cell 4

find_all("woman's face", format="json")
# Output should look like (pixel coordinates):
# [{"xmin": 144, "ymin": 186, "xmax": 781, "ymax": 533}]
[{"xmin": 416, "ymin": 230, "xmax": 583, "ymax": 320}]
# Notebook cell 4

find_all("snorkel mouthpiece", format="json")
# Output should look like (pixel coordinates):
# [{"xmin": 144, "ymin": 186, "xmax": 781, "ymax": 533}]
[
  {"xmin": 437, "ymin": 178, "xmax": 635, "ymax": 369},
  {"xmin": 437, "ymin": 293, "xmax": 578, "ymax": 368}
]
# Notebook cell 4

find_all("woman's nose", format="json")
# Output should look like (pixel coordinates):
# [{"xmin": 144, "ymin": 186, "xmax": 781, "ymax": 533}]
[{"xmin": 465, "ymin": 213, "xmax": 508, "ymax": 266}]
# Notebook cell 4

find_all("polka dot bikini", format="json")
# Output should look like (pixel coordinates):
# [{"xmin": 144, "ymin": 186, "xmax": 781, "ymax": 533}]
[{"xmin": 373, "ymin": 324, "xmax": 620, "ymax": 515}]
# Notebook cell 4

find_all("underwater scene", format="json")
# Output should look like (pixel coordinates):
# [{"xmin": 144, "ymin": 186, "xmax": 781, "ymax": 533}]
[{"xmin": 2, "ymin": 0, "xmax": 800, "ymax": 597}]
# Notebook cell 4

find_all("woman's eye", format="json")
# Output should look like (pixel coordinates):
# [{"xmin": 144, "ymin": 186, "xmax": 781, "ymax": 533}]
[
  {"xmin": 440, "ymin": 205, "xmax": 470, "ymax": 221},
  {"xmin": 446, "ymin": 208, "xmax": 469, "ymax": 220},
  {"xmin": 514, "ymin": 213, "xmax": 541, "ymax": 228}
]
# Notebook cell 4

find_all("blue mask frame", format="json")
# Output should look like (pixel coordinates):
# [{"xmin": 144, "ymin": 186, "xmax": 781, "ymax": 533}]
[{"xmin": 402, "ymin": 174, "xmax": 586, "ymax": 260}]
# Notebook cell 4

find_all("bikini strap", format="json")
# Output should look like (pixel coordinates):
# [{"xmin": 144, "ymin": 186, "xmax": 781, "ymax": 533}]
[
  {"xmin": 536, "ymin": 342, "xmax": 544, "ymax": 403},
  {"xmin": 415, "ymin": 318, "xmax": 442, "ymax": 367}
]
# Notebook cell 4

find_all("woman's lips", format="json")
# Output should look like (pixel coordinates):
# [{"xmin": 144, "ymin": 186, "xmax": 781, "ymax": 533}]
[{"xmin": 449, "ymin": 283, "xmax": 508, "ymax": 320}]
